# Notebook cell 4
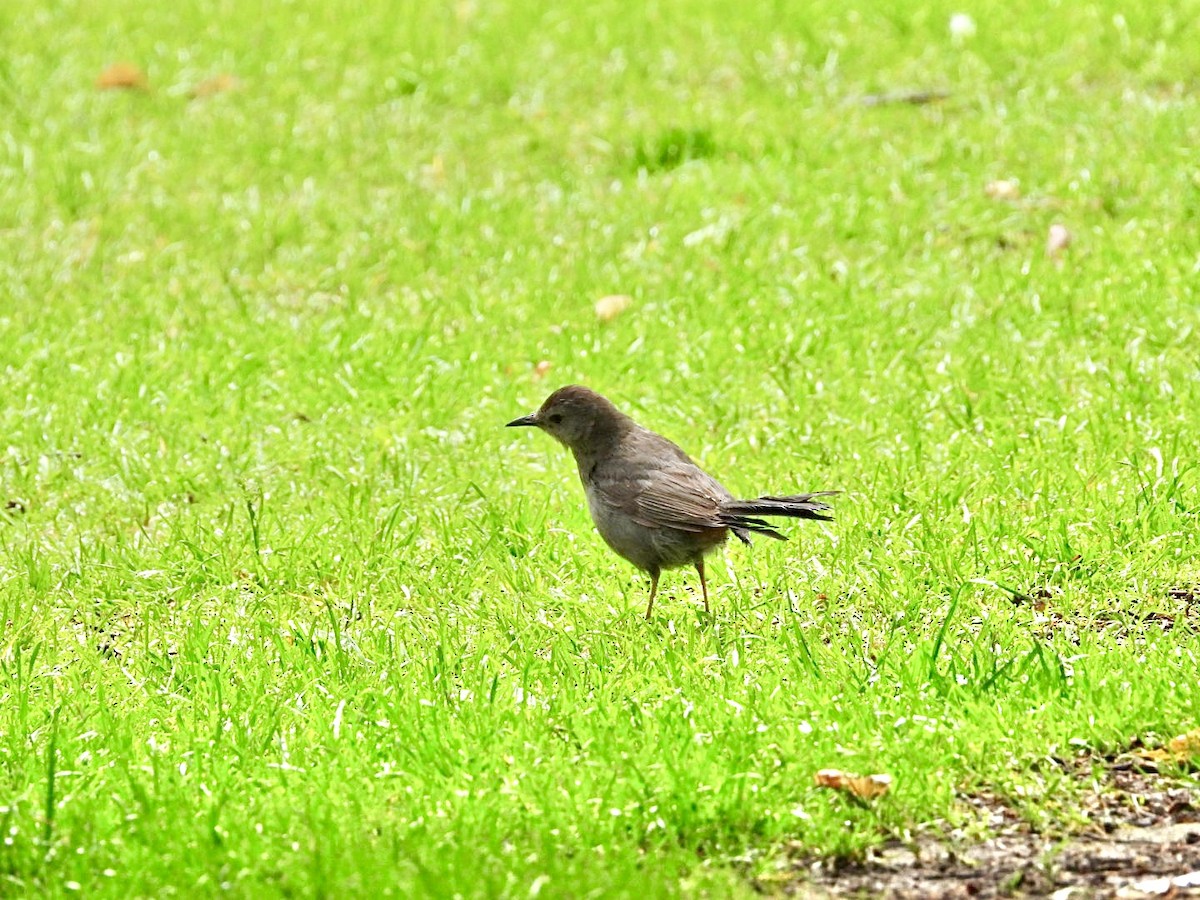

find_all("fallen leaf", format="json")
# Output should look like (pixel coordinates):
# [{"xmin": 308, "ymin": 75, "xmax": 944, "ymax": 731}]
[
  {"xmin": 1129, "ymin": 728, "xmax": 1200, "ymax": 766},
  {"xmin": 1167, "ymin": 729, "xmax": 1200, "ymax": 759},
  {"xmin": 533, "ymin": 360, "xmax": 552, "ymax": 380},
  {"xmin": 190, "ymin": 73, "xmax": 240, "ymax": 98},
  {"xmin": 814, "ymin": 768, "xmax": 892, "ymax": 800},
  {"xmin": 595, "ymin": 294, "xmax": 632, "ymax": 322},
  {"xmin": 985, "ymin": 179, "xmax": 1021, "ymax": 201},
  {"xmin": 1047, "ymin": 223, "xmax": 1072, "ymax": 258},
  {"xmin": 96, "ymin": 62, "xmax": 148, "ymax": 91}
]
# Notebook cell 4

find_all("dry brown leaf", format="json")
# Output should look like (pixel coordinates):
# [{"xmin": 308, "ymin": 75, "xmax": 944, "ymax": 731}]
[
  {"xmin": 1047, "ymin": 223, "xmax": 1072, "ymax": 258},
  {"xmin": 1131, "ymin": 728, "xmax": 1200, "ymax": 765},
  {"xmin": 1167, "ymin": 729, "xmax": 1200, "ymax": 759},
  {"xmin": 532, "ymin": 360, "xmax": 552, "ymax": 380},
  {"xmin": 96, "ymin": 62, "xmax": 148, "ymax": 91},
  {"xmin": 985, "ymin": 179, "xmax": 1021, "ymax": 201},
  {"xmin": 595, "ymin": 294, "xmax": 632, "ymax": 322},
  {"xmin": 814, "ymin": 768, "xmax": 892, "ymax": 800},
  {"xmin": 191, "ymin": 73, "xmax": 240, "ymax": 98}
]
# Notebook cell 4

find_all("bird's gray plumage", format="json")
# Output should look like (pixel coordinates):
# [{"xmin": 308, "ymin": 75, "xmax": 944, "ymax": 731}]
[{"xmin": 508, "ymin": 385, "xmax": 835, "ymax": 618}]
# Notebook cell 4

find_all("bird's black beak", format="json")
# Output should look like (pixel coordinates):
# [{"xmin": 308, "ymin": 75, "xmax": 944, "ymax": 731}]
[{"xmin": 506, "ymin": 413, "xmax": 539, "ymax": 428}]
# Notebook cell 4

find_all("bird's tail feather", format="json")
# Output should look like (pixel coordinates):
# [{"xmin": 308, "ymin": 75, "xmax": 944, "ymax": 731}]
[
  {"xmin": 720, "ymin": 492, "xmax": 838, "ymax": 524},
  {"xmin": 725, "ymin": 517, "xmax": 788, "ymax": 542}
]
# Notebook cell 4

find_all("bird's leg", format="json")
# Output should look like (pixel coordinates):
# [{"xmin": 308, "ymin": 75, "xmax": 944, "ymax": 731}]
[
  {"xmin": 696, "ymin": 558, "xmax": 709, "ymax": 614},
  {"xmin": 644, "ymin": 570, "xmax": 660, "ymax": 620}
]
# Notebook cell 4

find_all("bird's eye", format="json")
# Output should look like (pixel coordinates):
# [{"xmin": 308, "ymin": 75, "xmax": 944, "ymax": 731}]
[{"xmin": 547, "ymin": 413, "xmax": 563, "ymax": 425}]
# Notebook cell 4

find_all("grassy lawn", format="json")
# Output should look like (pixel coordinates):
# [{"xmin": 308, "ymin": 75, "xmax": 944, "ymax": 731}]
[{"xmin": 2, "ymin": 0, "xmax": 1199, "ymax": 895}]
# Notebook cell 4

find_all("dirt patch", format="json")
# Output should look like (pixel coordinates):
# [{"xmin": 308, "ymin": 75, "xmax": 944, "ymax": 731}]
[
  {"xmin": 1004, "ymin": 584, "xmax": 1200, "ymax": 641},
  {"xmin": 775, "ymin": 766, "xmax": 1200, "ymax": 899},
  {"xmin": 1168, "ymin": 587, "xmax": 1200, "ymax": 606},
  {"xmin": 790, "ymin": 824, "xmax": 1200, "ymax": 899}
]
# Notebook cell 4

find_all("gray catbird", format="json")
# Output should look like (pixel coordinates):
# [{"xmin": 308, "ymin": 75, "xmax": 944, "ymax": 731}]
[{"xmin": 507, "ymin": 385, "xmax": 836, "ymax": 618}]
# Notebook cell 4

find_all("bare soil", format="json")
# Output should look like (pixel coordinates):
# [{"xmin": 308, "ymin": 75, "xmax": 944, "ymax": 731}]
[{"xmin": 774, "ymin": 764, "xmax": 1200, "ymax": 899}]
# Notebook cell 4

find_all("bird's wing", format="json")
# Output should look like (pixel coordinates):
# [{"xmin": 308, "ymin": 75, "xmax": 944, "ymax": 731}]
[{"xmin": 593, "ymin": 464, "xmax": 728, "ymax": 533}]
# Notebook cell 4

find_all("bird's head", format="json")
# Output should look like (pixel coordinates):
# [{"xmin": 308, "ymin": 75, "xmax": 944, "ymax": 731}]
[{"xmin": 506, "ymin": 385, "xmax": 626, "ymax": 452}]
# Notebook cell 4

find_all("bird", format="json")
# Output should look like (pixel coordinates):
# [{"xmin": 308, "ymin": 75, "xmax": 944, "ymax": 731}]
[{"xmin": 507, "ymin": 385, "xmax": 836, "ymax": 619}]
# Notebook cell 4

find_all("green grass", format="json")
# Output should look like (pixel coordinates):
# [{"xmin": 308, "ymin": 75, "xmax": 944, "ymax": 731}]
[{"xmin": 2, "ymin": 0, "xmax": 1199, "ymax": 895}]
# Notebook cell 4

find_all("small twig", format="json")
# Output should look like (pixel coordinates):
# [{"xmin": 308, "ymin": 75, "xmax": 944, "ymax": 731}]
[{"xmin": 860, "ymin": 89, "xmax": 952, "ymax": 107}]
